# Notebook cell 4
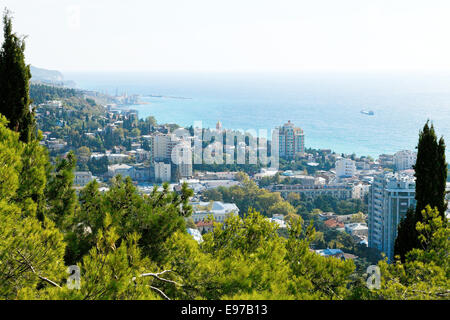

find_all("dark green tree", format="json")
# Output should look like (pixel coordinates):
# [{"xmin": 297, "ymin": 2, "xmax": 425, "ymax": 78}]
[
  {"xmin": 45, "ymin": 151, "xmax": 78, "ymax": 228},
  {"xmin": 0, "ymin": 10, "xmax": 35, "ymax": 142},
  {"xmin": 395, "ymin": 121, "xmax": 448, "ymax": 261},
  {"xmin": 413, "ymin": 122, "xmax": 447, "ymax": 219}
]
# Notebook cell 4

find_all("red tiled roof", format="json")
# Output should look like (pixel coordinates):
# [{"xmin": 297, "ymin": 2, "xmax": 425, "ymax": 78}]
[
  {"xmin": 196, "ymin": 221, "xmax": 214, "ymax": 227},
  {"xmin": 324, "ymin": 219, "xmax": 345, "ymax": 228}
]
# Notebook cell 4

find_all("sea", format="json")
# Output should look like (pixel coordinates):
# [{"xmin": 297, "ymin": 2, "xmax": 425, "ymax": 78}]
[{"xmin": 63, "ymin": 71, "xmax": 450, "ymax": 159}]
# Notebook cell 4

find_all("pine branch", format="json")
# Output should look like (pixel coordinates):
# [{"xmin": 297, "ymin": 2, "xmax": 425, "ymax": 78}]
[
  {"xmin": 150, "ymin": 286, "xmax": 171, "ymax": 300},
  {"xmin": 131, "ymin": 269, "xmax": 182, "ymax": 300},
  {"xmin": 137, "ymin": 270, "xmax": 182, "ymax": 286},
  {"xmin": 16, "ymin": 249, "xmax": 61, "ymax": 288}
]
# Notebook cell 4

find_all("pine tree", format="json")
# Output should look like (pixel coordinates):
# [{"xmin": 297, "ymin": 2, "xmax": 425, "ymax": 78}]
[
  {"xmin": 0, "ymin": 10, "xmax": 35, "ymax": 142},
  {"xmin": 394, "ymin": 121, "xmax": 448, "ymax": 261},
  {"xmin": 45, "ymin": 151, "xmax": 78, "ymax": 228}
]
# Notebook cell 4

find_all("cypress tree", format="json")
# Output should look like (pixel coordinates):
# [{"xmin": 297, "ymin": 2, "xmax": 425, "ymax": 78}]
[
  {"xmin": 413, "ymin": 121, "xmax": 447, "ymax": 221},
  {"xmin": 394, "ymin": 121, "xmax": 448, "ymax": 261},
  {"xmin": 394, "ymin": 207, "xmax": 418, "ymax": 261},
  {"xmin": 0, "ymin": 9, "xmax": 35, "ymax": 142}
]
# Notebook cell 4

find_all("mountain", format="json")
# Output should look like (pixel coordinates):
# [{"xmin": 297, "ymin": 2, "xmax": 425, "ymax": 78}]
[{"xmin": 30, "ymin": 65, "xmax": 76, "ymax": 88}]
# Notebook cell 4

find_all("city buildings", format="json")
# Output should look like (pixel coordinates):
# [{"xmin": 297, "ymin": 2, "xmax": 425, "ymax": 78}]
[
  {"xmin": 172, "ymin": 140, "xmax": 193, "ymax": 178},
  {"xmin": 132, "ymin": 164, "xmax": 152, "ymax": 182},
  {"xmin": 152, "ymin": 133, "xmax": 176, "ymax": 161},
  {"xmin": 74, "ymin": 171, "xmax": 95, "ymax": 187},
  {"xmin": 108, "ymin": 163, "xmax": 134, "ymax": 179},
  {"xmin": 368, "ymin": 171, "xmax": 416, "ymax": 260},
  {"xmin": 352, "ymin": 183, "xmax": 370, "ymax": 199},
  {"xmin": 268, "ymin": 183, "xmax": 354, "ymax": 200},
  {"xmin": 154, "ymin": 162, "xmax": 171, "ymax": 182},
  {"xmin": 394, "ymin": 150, "xmax": 417, "ymax": 171},
  {"xmin": 344, "ymin": 223, "xmax": 368, "ymax": 238},
  {"xmin": 335, "ymin": 158, "xmax": 357, "ymax": 178},
  {"xmin": 277, "ymin": 120, "xmax": 305, "ymax": 159},
  {"xmin": 153, "ymin": 133, "xmax": 193, "ymax": 179},
  {"xmin": 378, "ymin": 154, "xmax": 395, "ymax": 167},
  {"xmin": 190, "ymin": 201, "xmax": 239, "ymax": 223},
  {"xmin": 46, "ymin": 138, "xmax": 67, "ymax": 151}
]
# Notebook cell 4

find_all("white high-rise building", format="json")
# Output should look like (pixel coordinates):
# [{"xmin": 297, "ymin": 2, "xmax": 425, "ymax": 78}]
[
  {"xmin": 335, "ymin": 158, "xmax": 356, "ymax": 177},
  {"xmin": 394, "ymin": 150, "xmax": 417, "ymax": 171},
  {"xmin": 154, "ymin": 162, "xmax": 171, "ymax": 182},
  {"xmin": 277, "ymin": 120, "xmax": 305, "ymax": 160},
  {"xmin": 152, "ymin": 133, "xmax": 178, "ymax": 161},
  {"xmin": 172, "ymin": 140, "xmax": 193, "ymax": 179},
  {"xmin": 368, "ymin": 171, "xmax": 416, "ymax": 260}
]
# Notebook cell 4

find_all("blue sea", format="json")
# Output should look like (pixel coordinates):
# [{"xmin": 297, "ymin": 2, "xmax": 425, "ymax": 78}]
[{"xmin": 64, "ymin": 71, "xmax": 450, "ymax": 159}]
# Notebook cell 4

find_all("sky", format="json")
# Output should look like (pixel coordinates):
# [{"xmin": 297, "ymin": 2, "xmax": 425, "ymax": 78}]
[{"xmin": 2, "ymin": 0, "xmax": 450, "ymax": 73}]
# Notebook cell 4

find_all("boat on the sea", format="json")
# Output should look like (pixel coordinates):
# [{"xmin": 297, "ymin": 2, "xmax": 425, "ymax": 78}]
[{"xmin": 360, "ymin": 110, "xmax": 374, "ymax": 115}]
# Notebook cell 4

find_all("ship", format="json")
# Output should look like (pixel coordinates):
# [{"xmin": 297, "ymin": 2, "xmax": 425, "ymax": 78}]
[{"xmin": 360, "ymin": 110, "xmax": 374, "ymax": 115}]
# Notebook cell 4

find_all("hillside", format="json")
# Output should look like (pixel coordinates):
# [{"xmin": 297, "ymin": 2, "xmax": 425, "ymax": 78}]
[{"xmin": 30, "ymin": 65, "xmax": 76, "ymax": 87}]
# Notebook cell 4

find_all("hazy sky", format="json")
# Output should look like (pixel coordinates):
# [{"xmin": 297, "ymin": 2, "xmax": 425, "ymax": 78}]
[{"xmin": 2, "ymin": 0, "xmax": 450, "ymax": 72}]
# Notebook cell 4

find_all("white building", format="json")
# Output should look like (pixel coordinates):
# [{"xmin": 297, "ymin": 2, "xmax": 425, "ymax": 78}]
[
  {"xmin": 378, "ymin": 154, "xmax": 395, "ymax": 167},
  {"xmin": 368, "ymin": 171, "xmax": 416, "ymax": 260},
  {"xmin": 335, "ymin": 158, "xmax": 356, "ymax": 178},
  {"xmin": 135, "ymin": 149, "xmax": 151, "ymax": 162},
  {"xmin": 155, "ymin": 162, "xmax": 171, "ymax": 182},
  {"xmin": 172, "ymin": 140, "xmax": 193, "ymax": 179},
  {"xmin": 187, "ymin": 228, "xmax": 203, "ymax": 243},
  {"xmin": 254, "ymin": 168, "xmax": 279, "ymax": 181},
  {"xmin": 152, "ymin": 133, "xmax": 177, "ymax": 161},
  {"xmin": 74, "ymin": 171, "xmax": 94, "ymax": 186},
  {"xmin": 43, "ymin": 100, "xmax": 62, "ymax": 108},
  {"xmin": 46, "ymin": 138, "xmax": 67, "ymax": 151},
  {"xmin": 91, "ymin": 153, "xmax": 129, "ymax": 163},
  {"xmin": 394, "ymin": 150, "xmax": 417, "ymax": 171},
  {"xmin": 108, "ymin": 164, "xmax": 133, "ymax": 178},
  {"xmin": 190, "ymin": 201, "xmax": 239, "ymax": 223},
  {"xmin": 344, "ymin": 223, "xmax": 368, "ymax": 238},
  {"xmin": 270, "ymin": 183, "xmax": 353, "ymax": 200},
  {"xmin": 352, "ymin": 183, "xmax": 370, "ymax": 199},
  {"xmin": 268, "ymin": 214, "xmax": 287, "ymax": 229}
]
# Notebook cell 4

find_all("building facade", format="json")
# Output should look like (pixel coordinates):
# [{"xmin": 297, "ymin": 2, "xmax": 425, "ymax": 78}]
[
  {"xmin": 155, "ymin": 162, "xmax": 171, "ymax": 182},
  {"xmin": 74, "ymin": 171, "xmax": 94, "ymax": 186},
  {"xmin": 335, "ymin": 158, "xmax": 357, "ymax": 177},
  {"xmin": 368, "ymin": 171, "xmax": 416, "ymax": 260},
  {"xmin": 190, "ymin": 201, "xmax": 239, "ymax": 223},
  {"xmin": 152, "ymin": 133, "xmax": 179, "ymax": 161},
  {"xmin": 108, "ymin": 164, "xmax": 133, "ymax": 179},
  {"xmin": 277, "ymin": 120, "xmax": 305, "ymax": 160},
  {"xmin": 269, "ymin": 183, "xmax": 354, "ymax": 200},
  {"xmin": 394, "ymin": 150, "xmax": 417, "ymax": 171},
  {"xmin": 172, "ymin": 140, "xmax": 193, "ymax": 179}
]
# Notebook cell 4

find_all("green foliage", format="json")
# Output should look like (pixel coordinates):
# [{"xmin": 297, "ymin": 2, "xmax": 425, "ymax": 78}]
[
  {"xmin": 414, "ymin": 122, "xmax": 448, "ymax": 218},
  {"xmin": 286, "ymin": 218, "xmax": 355, "ymax": 299},
  {"xmin": 0, "ymin": 115, "xmax": 65, "ymax": 299},
  {"xmin": 45, "ymin": 151, "xmax": 78, "ymax": 228},
  {"xmin": 202, "ymin": 173, "xmax": 294, "ymax": 218},
  {"xmin": 0, "ymin": 11, "xmax": 447, "ymax": 298},
  {"xmin": 0, "ymin": 10, "xmax": 35, "ymax": 142},
  {"xmin": 87, "ymin": 155, "xmax": 108, "ymax": 175},
  {"xmin": 0, "ymin": 111, "xmax": 446, "ymax": 300},
  {"xmin": 395, "ymin": 121, "xmax": 448, "ymax": 261},
  {"xmin": 30, "ymin": 83, "xmax": 80, "ymax": 105},
  {"xmin": 375, "ymin": 206, "xmax": 450, "ymax": 299}
]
